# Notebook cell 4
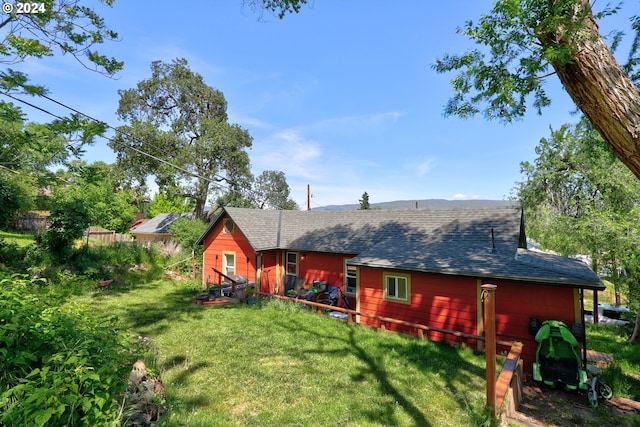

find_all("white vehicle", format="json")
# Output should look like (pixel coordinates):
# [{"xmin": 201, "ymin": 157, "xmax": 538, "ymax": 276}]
[{"xmin": 585, "ymin": 304, "xmax": 631, "ymax": 326}]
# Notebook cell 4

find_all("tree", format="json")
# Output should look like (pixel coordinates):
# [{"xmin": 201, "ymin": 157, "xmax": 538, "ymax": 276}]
[
  {"xmin": 148, "ymin": 191, "xmax": 193, "ymax": 218},
  {"xmin": 516, "ymin": 119, "xmax": 640, "ymax": 341},
  {"xmin": 55, "ymin": 161, "xmax": 137, "ymax": 233},
  {"xmin": 242, "ymin": 0, "xmax": 309, "ymax": 19},
  {"xmin": 1, "ymin": 101, "xmax": 103, "ymax": 185},
  {"xmin": 43, "ymin": 196, "xmax": 90, "ymax": 261},
  {"xmin": 217, "ymin": 170, "xmax": 299, "ymax": 210},
  {"xmin": 0, "ymin": 172, "xmax": 31, "ymax": 229},
  {"xmin": 434, "ymin": 1, "xmax": 640, "ymax": 180},
  {"xmin": 111, "ymin": 58, "xmax": 253, "ymax": 220},
  {"xmin": 253, "ymin": 170, "xmax": 299, "ymax": 210},
  {"xmin": 169, "ymin": 217, "xmax": 207, "ymax": 257},
  {"xmin": 1, "ymin": 0, "xmax": 122, "ymax": 93},
  {"xmin": 359, "ymin": 191, "xmax": 370, "ymax": 210}
]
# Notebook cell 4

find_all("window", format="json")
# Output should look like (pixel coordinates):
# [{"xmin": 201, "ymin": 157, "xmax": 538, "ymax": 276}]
[
  {"xmin": 286, "ymin": 252, "xmax": 298, "ymax": 276},
  {"xmin": 383, "ymin": 273, "xmax": 410, "ymax": 303},
  {"xmin": 344, "ymin": 262, "xmax": 357, "ymax": 295},
  {"xmin": 223, "ymin": 252, "xmax": 235, "ymax": 276},
  {"xmin": 222, "ymin": 218, "xmax": 234, "ymax": 234}
]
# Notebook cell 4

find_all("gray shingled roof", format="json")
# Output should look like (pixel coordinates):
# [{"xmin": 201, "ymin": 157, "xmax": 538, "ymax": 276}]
[
  {"xmin": 131, "ymin": 213, "xmax": 191, "ymax": 235},
  {"xmin": 197, "ymin": 206, "xmax": 603, "ymax": 290}
]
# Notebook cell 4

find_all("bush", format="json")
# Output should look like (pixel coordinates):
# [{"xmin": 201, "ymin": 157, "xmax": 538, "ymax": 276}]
[
  {"xmin": 0, "ymin": 238, "xmax": 27, "ymax": 270},
  {"xmin": 43, "ymin": 198, "xmax": 90, "ymax": 262},
  {"xmin": 0, "ymin": 276, "xmax": 133, "ymax": 426},
  {"xmin": 168, "ymin": 218, "xmax": 207, "ymax": 256}
]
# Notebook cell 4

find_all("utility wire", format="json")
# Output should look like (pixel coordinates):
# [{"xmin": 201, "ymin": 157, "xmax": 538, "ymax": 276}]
[
  {"xmin": 37, "ymin": 90, "xmax": 234, "ymax": 186},
  {"xmin": 1, "ymin": 90, "xmax": 232, "ymax": 192}
]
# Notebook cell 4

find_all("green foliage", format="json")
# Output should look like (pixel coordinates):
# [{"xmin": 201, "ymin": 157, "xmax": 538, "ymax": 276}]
[
  {"xmin": 43, "ymin": 196, "xmax": 90, "ymax": 261},
  {"xmin": 433, "ymin": 0, "xmax": 637, "ymax": 122},
  {"xmin": 1, "ymin": 100, "xmax": 109, "ymax": 208},
  {"xmin": 0, "ymin": 276, "xmax": 131, "ymax": 426},
  {"xmin": 168, "ymin": 218, "xmax": 207, "ymax": 253},
  {"xmin": 253, "ymin": 170, "xmax": 299, "ymax": 209},
  {"xmin": 217, "ymin": 170, "xmax": 299, "ymax": 210},
  {"xmin": 245, "ymin": 0, "xmax": 309, "ymax": 19},
  {"xmin": 148, "ymin": 192, "xmax": 193, "ymax": 218},
  {"xmin": 0, "ymin": 0, "xmax": 122, "ymax": 92},
  {"xmin": 359, "ymin": 191, "xmax": 370, "ymax": 210},
  {"xmin": 0, "ymin": 237, "xmax": 32, "ymax": 270},
  {"xmin": 54, "ymin": 161, "xmax": 138, "ymax": 233},
  {"xmin": 112, "ymin": 58, "xmax": 253, "ymax": 219},
  {"xmin": 516, "ymin": 119, "xmax": 640, "ymax": 307},
  {"xmin": 0, "ymin": 174, "xmax": 22, "ymax": 229}
]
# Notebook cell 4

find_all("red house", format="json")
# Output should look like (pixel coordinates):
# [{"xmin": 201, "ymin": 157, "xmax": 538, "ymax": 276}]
[{"xmin": 195, "ymin": 206, "xmax": 604, "ymax": 367}]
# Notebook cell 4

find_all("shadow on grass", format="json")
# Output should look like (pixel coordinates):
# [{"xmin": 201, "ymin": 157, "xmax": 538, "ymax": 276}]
[
  {"xmin": 268, "ymin": 311, "xmax": 488, "ymax": 426},
  {"xmin": 90, "ymin": 279, "xmax": 206, "ymax": 336}
]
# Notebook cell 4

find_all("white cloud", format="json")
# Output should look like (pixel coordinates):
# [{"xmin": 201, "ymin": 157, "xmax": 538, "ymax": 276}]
[
  {"xmin": 452, "ymin": 193, "xmax": 480, "ymax": 200},
  {"xmin": 252, "ymin": 128, "xmax": 322, "ymax": 179},
  {"xmin": 310, "ymin": 111, "xmax": 403, "ymax": 134},
  {"xmin": 415, "ymin": 157, "xmax": 435, "ymax": 177}
]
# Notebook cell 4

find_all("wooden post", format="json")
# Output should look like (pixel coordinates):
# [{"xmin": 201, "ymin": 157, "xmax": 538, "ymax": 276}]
[
  {"xmin": 482, "ymin": 284, "xmax": 497, "ymax": 417},
  {"xmin": 191, "ymin": 250, "xmax": 196, "ymax": 280}
]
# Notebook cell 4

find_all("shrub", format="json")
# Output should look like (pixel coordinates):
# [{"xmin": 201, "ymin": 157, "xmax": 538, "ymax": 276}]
[
  {"xmin": 43, "ymin": 198, "xmax": 90, "ymax": 262},
  {"xmin": 0, "ymin": 238, "xmax": 26, "ymax": 269},
  {"xmin": 0, "ymin": 276, "xmax": 133, "ymax": 426},
  {"xmin": 169, "ymin": 218, "xmax": 206, "ymax": 256}
]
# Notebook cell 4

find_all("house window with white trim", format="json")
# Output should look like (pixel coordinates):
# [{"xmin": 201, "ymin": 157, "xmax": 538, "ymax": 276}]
[
  {"xmin": 286, "ymin": 252, "xmax": 298, "ymax": 275},
  {"xmin": 344, "ymin": 262, "xmax": 357, "ymax": 295},
  {"xmin": 383, "ymin": 272, "xmax": 410, "ymax": 303},
  {"xmin": 223, "ymin": 252, "xmax": 236, "ymax": 277}
]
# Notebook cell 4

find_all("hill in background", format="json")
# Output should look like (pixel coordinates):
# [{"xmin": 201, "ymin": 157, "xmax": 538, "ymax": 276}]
[{"xmin": 313, "ymin": 199, "xmax": 516, "ymax": 211}]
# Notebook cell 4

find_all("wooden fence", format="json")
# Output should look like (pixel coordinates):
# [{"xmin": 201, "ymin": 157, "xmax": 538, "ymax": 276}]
[{"xmin": 14, "ymin": 212, "xmax": 48, "ymax": 231}]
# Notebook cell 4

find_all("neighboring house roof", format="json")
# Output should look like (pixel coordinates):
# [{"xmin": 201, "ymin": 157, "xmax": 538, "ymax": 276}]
[
  {"xmin": 129, "ymin": 218, "xmax": 149, "ymax": 231},
  {"xmin": 197, "ymin": 206, "xmax": 604, "ymax": 290},
  {"xmin": 131, "ymin": 213, "xmax": 191, "ymax": 235}
]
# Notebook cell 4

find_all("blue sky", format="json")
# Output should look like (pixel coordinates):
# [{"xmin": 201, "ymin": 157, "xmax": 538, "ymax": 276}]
[{"xmin": 6, "ymin": 1, "xmax": 635, "ymax": 208}]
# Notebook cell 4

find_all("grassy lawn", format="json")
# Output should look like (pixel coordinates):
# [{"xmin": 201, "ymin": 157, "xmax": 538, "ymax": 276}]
[
  {"xmin": 583, "ymin": 278, "xmax": 629, "ymax": 307},
  {"xmin": 75, "ymin": 279, "xmax": 493, "ymax": 426},
  {"xmin": 0, "ymin": 230, "xmax": 35, "ymax": 247}
]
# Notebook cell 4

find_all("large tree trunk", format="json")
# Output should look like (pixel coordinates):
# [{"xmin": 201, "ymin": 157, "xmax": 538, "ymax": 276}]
[{"xmin": 542, "ymin": 0, "xmax": 640, "ymax": 179}]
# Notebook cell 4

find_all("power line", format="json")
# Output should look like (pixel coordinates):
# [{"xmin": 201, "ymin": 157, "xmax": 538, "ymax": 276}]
[
  {"xmin": 38, "ymin": 90, "xmax": 235, "ymax": 187},
  {"xmin": 0, "ymin": 90, "xmax": 232, "ymax": 192}
]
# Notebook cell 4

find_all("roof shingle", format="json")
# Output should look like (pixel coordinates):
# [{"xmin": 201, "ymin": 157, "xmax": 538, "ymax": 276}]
[{"xmin": 199, "ymin": 206, "xmax": 603, "ymax": 290}]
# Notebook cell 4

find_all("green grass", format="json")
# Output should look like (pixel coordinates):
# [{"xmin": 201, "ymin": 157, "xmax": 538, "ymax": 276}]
[
  {"xmin": 584, "ymin": 278, "xmax": 629, "ymax": 307},
  {"xmin": 0, "ymin": 230, "xmax": 35, "ymax": 247},
  {"xmin": 586, "ymin": 323, "xmax": 640, "ymax": 401},
  {"xmin": 75, "ymin": 280, "xmax": 494, "ymax": 426}
]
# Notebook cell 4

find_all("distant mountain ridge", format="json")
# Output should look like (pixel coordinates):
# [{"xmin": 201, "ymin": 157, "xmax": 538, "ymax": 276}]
[{"xmin": 313, "ymin": 199, "xmax": 516, "ymax": 211}]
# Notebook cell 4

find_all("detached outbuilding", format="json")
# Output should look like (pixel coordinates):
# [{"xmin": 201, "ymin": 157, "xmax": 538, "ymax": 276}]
[
  {"xmin": 195, "ymin": 206, "xmax": 604, "ymax": 366},
  {"xmin": 131, "ymin": 213, "xmax": 191, "ymax": 245}
]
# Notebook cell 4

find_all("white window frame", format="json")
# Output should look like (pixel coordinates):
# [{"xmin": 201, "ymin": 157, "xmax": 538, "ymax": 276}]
[
  {"xmin": 285, "ymin": 251, "xmax": 298, "ymax": 276},
  {"xmin": 383, "ymin": 272, "xmax": 410, "ymax": 304},
  {"xmin": 344, "ymin": 260, "xmax": 357, "ymax": 295},
  {"xmin": 223, "ymin": 251, "xmax": 236, "ymax": 277}
]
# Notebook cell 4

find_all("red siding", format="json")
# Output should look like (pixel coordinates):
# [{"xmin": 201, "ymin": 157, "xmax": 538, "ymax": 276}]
[
  {"xmin": 359, "ymin": 268, "xmax": 478, "ymax": 345},
  {"xmin": 298, "ymin": 252, "xmax": 356, "ymax": 307},
  {"xmin": 202, "ymin": 217, "xmax": 256, "ymax": 286},
  {"xmin": 487, "ymin": 279, "xmax": 577, "ymax": 368},
  {"xmin": 257, "ymin": 251, "xmax": 278, "ymax": 294},
  {"xmin": 358, "ymin": 268, "xmax": 579, "ymax": 368},
  {"xmin": 299, "ymin": 252, "xmax": 346, "ymax": 286}
]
